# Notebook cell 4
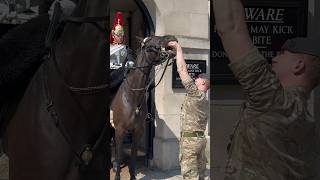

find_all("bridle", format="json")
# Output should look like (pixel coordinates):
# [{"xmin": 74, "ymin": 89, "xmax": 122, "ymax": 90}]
[
  {"xmin": 124, "ymin": 37, "xmax": 174, "ymax": 92},
  {"xmin": 48, "ymin": 2, "xmax": 109, "ymax": 95},
  {"xmin": 44, "ymin": 1, "xmax": 109, "ymax": 169}
]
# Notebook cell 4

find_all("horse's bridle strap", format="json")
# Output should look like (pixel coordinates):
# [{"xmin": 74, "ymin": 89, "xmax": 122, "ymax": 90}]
[
  {"xmin": 66, "ymin": 16, "xmax": 108, "ymax": 23},
  {"xmin": 42, "ymin": 60, "xmax": 107, "ymax": 167},
  {"xmin": 65, "ymin": 16, "xmax": 107, "ymax": 32},
  {"xmin": 49, "ymin": 13, "xmax": 109, "ymax": 94}
]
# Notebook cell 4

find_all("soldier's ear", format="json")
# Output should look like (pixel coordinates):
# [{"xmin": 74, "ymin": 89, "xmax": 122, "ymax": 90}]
[{"xmin": 293, "ymin": 59, "xmax": 305, "ymax": 75}]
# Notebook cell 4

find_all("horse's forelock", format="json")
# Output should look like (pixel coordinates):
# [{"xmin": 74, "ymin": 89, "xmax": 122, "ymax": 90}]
[{"xmin": 143, "ymin": 37, "xmax": 149, "ymax": 43}]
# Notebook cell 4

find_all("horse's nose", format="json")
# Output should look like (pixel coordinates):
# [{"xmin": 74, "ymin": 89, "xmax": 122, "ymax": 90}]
[{"xmin": 160, "ymin": 51, "xmax": 170, "ymax": 59}]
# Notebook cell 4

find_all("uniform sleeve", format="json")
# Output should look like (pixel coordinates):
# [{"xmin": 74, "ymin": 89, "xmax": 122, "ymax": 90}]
[
  {"xmin": 181, "ymin": 75, "xmax": 205, "ymax": 100},
  {"xmin": 229, "ymin": 47, "xmax": 284, "ymax": 111}
]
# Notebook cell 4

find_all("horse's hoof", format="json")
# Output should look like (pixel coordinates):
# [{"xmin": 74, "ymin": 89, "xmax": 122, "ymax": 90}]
[{"xmin": 114, "ymin": 176, "xmax": 120, "ymax": 180}]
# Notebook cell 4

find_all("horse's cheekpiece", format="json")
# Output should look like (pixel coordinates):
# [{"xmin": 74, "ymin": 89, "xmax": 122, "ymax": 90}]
[
  {"xmin": 81, "ymin": 145, "xmax": 93, "ymax": 165},
  {"xmin": 45, "ymin": 2, "xmax": 64, "ymax": 48},
  {"xmin": 46, "ymin": 1, "xmax": 108, "ymax": 49}
]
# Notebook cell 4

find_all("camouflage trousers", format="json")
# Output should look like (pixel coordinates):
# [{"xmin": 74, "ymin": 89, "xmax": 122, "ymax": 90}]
[{"xmin": 179, "ymin": 136, "xmax": 207, "ymax": 180}]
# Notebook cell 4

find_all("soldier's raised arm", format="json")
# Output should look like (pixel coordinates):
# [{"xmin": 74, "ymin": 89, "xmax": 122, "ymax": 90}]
[
  {"xmin": 213, "ymin": 0, "xmax": 284, "ymax": 111},
  {"xmin": 168, "ymin": 41, "xmax": 191, "ymax": 83},
  {"xmin": 213, "ymin": 0, "xmax": 253, "ymax": 62}
]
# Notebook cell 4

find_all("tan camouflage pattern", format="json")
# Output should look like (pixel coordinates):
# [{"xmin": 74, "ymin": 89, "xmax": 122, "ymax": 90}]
[
  {"xmin": 180, "ymin": 136, "xmax": 207, "ymax": 180},
  {"xmin": 225, "ymin": 47, "xmax": 320, "ymax": 180},
  {"xmin": 180, "ymin": 76, "xmax": 209, "ymax": 132},
  {"xmin": 179, "ymin": 76, "xmax": 209, "ymax": 179}
]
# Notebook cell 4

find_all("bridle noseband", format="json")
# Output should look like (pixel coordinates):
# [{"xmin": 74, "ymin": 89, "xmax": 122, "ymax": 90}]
[
  {"xmin": 48, "ymin": 2, "xmax": 109, "ymax": 95},
  {"xmin": 65, "ymin": 16, "xmax": 107, "ymax": 32}
]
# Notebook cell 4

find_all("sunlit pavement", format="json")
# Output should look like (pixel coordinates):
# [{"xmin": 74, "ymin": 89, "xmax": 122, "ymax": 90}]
[{"xmin": 110, "ymin": 164, "xmax": 210, "ymax": 180}]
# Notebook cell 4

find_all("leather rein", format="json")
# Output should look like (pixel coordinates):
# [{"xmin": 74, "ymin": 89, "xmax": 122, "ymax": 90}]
[{"xmin": 45, "ymin": 2, "xmax": 109, "ymax": 168}]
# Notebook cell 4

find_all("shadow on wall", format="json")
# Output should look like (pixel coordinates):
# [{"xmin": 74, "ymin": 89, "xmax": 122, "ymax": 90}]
[
  {"xmin": 129, "ymin": 103, "xmax": 182, "ymax": 179},
  {"xmin": 211, "ymin": 100, "xmax": 242, "ymax": 180},
  {"xmin": 152, "ymin": 106, "xmax": 180, "ymax": 170}
]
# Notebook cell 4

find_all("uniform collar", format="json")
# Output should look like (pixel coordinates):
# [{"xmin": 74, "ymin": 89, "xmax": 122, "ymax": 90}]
[{"xmin": 285, "ymin": 86, "xmax": 309, "ymax": 99}]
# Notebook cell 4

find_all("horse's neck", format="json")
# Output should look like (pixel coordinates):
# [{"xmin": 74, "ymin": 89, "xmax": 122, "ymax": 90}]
[
  {"xmin": 127, "ymin": 52, "xmax": 152, "ymax": 89},
  {"xmin": 54, "ymin": 0, "xmax": 107, "ymax": 88},
  {"xmin": 73, "ymin": 0, "xmax": 107, "ymax": 17},
  {"xmin": 46, "ymin": 0, "xmax": 108, "ymax": 140}
]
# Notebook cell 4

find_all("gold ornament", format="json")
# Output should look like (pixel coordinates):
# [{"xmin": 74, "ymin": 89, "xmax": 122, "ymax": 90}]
[
  {"xmin": 113, "ymin": 19, "xmax": 124, "ymax": 37},
  {"xmin": 81, "ymin": 146, "xmax": 93, "ymax": 165}
]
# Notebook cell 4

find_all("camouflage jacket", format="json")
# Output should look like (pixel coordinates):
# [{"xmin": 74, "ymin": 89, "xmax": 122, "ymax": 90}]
[
  {"xmin": 180, "ymin": 76, "xmax": 209, "ymax": 132},
  {"xmin": 226, "ymin": 47, "xmax": 320, "ymax": 180}
]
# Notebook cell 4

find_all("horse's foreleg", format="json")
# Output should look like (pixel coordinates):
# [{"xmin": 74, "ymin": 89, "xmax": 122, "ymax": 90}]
[
  {"xmin": 114, "ymin": 127, "xmax": 125, "ymax": 180},
  {"xmin": 129, "ymin": 128, "xmax": 143, "ymax": 180}
]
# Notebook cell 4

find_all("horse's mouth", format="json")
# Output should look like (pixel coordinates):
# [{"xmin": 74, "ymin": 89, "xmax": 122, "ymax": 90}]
[{"xmin": 157, "ymin": 47, "xmax": 176, "ymax": 64}]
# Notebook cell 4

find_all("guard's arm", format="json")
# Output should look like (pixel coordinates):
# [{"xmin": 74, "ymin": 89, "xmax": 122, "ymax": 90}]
[
  {"xmin": 168, "ymin": 41, "xmax": 191, "ymax": 82},
  {"xmin": 213, "ymin": 0, "xmax": 253, "ymax": 63}
]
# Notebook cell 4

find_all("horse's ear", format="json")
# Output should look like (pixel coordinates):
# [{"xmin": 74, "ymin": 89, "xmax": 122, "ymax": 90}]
[
  {"xmin": 136, "ymin": 36, "xmax": 145, "ymax": 47},
  {"xmin": 136, "ymin": 36, "xmax": 144, "ymax": 43}
]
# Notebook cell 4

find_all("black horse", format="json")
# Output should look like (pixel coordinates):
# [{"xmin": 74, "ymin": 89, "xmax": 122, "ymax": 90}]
[
  {"xmin": 1, "ymin": 0, "xmax": 109, "ymax": 179},
  {"xmin": 111, "ymin": 35, "xmax": 177, "ymax": 180}
]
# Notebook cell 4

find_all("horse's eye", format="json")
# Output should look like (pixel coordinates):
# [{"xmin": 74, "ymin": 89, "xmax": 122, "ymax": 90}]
[{"xmin": 146, "ymin": 47, "xmax": 159, "ymax": 53}]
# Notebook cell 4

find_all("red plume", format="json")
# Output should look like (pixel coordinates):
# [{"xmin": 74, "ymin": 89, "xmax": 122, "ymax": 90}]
[{"xmin": 110, "ymin": 11, "xmax": 124, "ymax": 44}]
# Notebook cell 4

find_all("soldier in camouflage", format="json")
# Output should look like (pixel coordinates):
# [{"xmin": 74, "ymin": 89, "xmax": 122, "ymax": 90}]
[
  {"xmin": 168, "ymin": 41, "xmax": 210, "ymax": 180},
  {"xmin": 214, "ymin": 0, "xmax": 320, "ymax": 179}
]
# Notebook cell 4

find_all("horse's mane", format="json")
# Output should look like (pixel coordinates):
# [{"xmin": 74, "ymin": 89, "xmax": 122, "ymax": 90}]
[{"xmin": 0, "ymin": 15, "xmax": 50, "ymax": 103}]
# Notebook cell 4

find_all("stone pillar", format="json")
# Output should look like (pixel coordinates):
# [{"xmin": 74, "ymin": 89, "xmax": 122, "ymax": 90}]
[{"xmin": 145, "ymin": 0, "xmax": 210, "ymax": 170}]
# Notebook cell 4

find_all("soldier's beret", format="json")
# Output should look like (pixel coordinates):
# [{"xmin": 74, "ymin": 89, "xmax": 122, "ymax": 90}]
[
  {"xmin": 281, "ymin": 37, "xmax": 320, "ymax": 58},
  {"xmin": 197, "ymin": 73, "xmax": 209, "ymax": 80}
]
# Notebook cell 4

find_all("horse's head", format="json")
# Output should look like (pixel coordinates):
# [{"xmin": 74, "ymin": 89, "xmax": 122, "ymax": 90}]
[{"xmin": 139, "ymin": 35, "xmax": 177, "ymax": 66}]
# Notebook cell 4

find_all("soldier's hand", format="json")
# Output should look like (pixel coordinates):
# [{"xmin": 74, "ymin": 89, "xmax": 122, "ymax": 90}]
[{"xmin": 168, "ymin": 41, "xmax": 182, "ymax": 52}]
